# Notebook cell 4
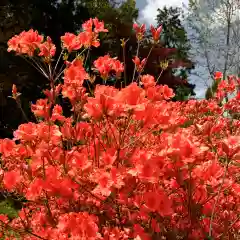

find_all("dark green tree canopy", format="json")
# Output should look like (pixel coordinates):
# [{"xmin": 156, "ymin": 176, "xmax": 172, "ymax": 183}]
[
  {"xmin": 156, "ymin": 6, "xmax": 190, "ymax": 56},
  {"xmin": 0, "ymin": 1, "xmax": 197, "ymax": 137},
  {"xmin": 155, "ymin": 6, "xmax": 196, "ymax": 100},
  {"xmin": 0, "ymin": 0, "xmax": 138, "ymax": 137}
]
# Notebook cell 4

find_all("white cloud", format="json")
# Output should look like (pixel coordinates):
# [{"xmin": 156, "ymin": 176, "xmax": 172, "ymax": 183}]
[{"xmin": 139, "ymin": 0, "xmax": 189, "ymax": 25}]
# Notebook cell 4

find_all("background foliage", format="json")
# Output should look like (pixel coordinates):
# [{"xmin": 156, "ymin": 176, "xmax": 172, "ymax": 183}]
[{"xmin": 0, "ymin": 0, "xmax": 195, "ymax": 136}]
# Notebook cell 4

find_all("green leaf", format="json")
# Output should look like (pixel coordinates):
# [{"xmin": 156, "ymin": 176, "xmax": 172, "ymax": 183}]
[{"xmin": 0, "ymin": 200, "xmax": 18, "ymax": 219}]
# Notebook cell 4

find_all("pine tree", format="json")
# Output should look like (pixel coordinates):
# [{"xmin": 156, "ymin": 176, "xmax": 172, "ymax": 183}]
[{"xmin": 135, "ymin": 6, "xmax": 196, "ymax": 100}]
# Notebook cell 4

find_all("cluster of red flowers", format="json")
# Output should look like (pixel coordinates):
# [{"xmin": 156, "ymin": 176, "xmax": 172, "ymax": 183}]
[
  {"xmin": 132, "ymin": 57, "xmax": 146, "ymax": 73},
  {"xmin": 7, "ymin": 30, "xmax": 55, "ymax": 58},
  {"xmin": 133, "ymin": 23, "xmax": 162, "ymax": 43},
  {"xmin": 61, "ymin": 18, "xmax": 108, "ymax": 51},
  {"xmin": 7, "ymin": 18, "xmax": 107, "ymax": 58},
  {"xmin": 2, "ymin": 18, "xmax": 240, "ymax": 239},
  {"xmin": 94, "ymin": 55, "xmax": 124, "ymax": 80}
]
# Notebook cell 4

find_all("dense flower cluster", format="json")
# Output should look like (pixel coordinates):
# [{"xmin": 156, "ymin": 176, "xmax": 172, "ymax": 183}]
[
  {"xmin": 7, "ymin": 29, "xmax": 44, "ymax": 56},
  {"xmin": 2, "ymin": 18, "xmax": 240, "ymax": 239},
  {"xmin": 94, "ymin": 55, "xmax": 124, "ymax": 80},
  {"xmin": 61, "ymin": 18, "xmax": 108, "ymax": 51}
]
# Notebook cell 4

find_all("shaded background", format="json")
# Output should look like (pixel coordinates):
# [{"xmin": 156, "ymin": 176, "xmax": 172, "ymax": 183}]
[{"xmin": 0, "ymin": 0, "xmax": 195, "ymax": 138}]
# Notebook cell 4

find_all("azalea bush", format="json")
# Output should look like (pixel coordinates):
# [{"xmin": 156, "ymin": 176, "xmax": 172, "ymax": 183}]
[{"xmin": 0, "ymin": 18, "xmax": 240, "ymax": 240}]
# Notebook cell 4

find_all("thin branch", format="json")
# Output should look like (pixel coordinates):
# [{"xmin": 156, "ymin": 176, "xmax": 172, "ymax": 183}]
[{"xmin": 132, "ymin": 40, "xmax": 140, "ymax": 82}]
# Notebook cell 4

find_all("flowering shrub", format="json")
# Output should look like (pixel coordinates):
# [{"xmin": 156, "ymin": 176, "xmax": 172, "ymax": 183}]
[{"xmin": 0, "ymin": 18, "xmax": 240, "ymax": 239}]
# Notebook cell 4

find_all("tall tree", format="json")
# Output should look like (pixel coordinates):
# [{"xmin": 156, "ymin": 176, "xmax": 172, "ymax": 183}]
[
  {"xmin": 151, "ymin": 6, "xmax": 196, "ymax": 100},
  {"xmin": 90, "ymin": 2, "xmax": 196, "ymax": 101},
  {"xmin": 186, "ymin": 0, "xmax": 240, "ymax": 98},
  {"xmin": 156, "ymin": 7, "xmax": 191, "ymax": 58}
]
